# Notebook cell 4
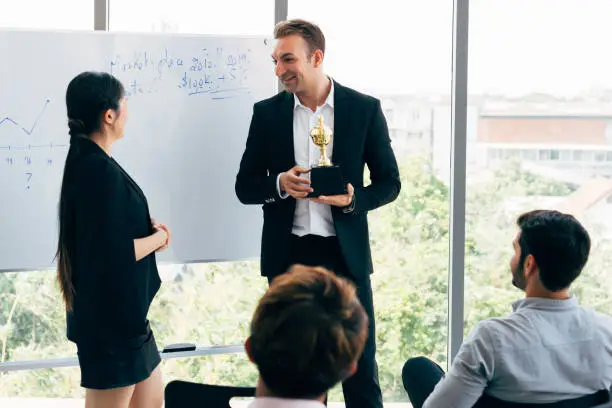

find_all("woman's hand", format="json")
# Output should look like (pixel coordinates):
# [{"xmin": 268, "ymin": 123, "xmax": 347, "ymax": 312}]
[{"xmin": 151, "ymin": 219, "xmax": 171, "ymax": 252}]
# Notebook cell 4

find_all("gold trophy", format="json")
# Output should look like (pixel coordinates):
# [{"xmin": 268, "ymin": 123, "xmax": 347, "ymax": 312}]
[
  {"xmin": 308, "ymin": 114, "xmax": 347, "ymax": 197},
  {"xmin": 310, "ymin": 115, "xmax": 333, "ymax": 167}
]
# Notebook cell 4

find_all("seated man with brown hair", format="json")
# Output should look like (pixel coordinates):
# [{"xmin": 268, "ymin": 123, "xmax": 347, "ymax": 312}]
[{"xmin": 244, "ymin": 265, "xmax": 369, "ymax": 407}]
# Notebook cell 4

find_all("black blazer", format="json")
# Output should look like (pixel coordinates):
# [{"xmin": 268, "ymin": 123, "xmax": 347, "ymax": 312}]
[
  {"xmin": 63, "ymin": 136, "xmax": 160, "ymax": 344},
  {"xmin": 235, "ymin": 81, "xmax": 401, "ymax": 280}
]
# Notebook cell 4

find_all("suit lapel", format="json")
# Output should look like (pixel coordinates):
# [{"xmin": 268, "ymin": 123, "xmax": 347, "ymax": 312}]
[
  {"xmin": 278, "ymin": 91, "xmax": 296, "ymax": 168},
  {"xmin": 332, "ymin": 81, "xmax": 348, "ymax": 166}
]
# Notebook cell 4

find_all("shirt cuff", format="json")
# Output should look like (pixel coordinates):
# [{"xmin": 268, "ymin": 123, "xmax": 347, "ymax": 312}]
[{"xmin": 276, "ymin": 173, "xmax": 289, "ymax": 199}]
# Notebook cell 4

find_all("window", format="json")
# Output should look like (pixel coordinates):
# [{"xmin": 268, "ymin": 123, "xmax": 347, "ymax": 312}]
[
  {"xmin": 499, "ymin": 149, "xmax": 519, "ymax": 160},
  {"xmin": 537, "ymin": 149, "xmax": 560, "ymax": 161},
  {"xmin": 0, "ymin": 0, "xmax": 93, "ymax": 30},
  {"xmin": 287, "ymin": 0, "xmax": 454, "ymax": 403},
  {"xmin": 1, "ymin": 0, "xmax": 275, "ymax": 400},
  {"xmin": 1, "ymin": 0, "xmax": 93, "ymax": 400},
  {"xmin": 559, "ymin": 150, "xmax": 572, "ymax": 161},
  {"xmin": 539, "ymin": 149, "xmax": 551, "ymax": 161},
  {"xmin": 573, "ymin": 150, "xmax": 586, "ymax": 161},
  {"xmin": 466, "ymin": 0, "xmax": 612, "ymax": 346},
  {"xmin": 487, "ymin": 148, "xmax": 498, "ymax": 160},
  {"xmin": 550, "ymin": 149, "xmax": 560, "ymax": 160},
  {"xmin": 109, "ymin": 0, "xmax": 273, "ymax": 35},
  {"xmin": 522, "ymin": 149, "xmax": 537, "ymax": 161}
]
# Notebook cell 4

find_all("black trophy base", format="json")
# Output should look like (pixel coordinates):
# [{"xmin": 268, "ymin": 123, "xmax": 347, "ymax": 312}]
[{"xmin": 307, "ymin": 165, "xmax": 347, "ymax": 197}]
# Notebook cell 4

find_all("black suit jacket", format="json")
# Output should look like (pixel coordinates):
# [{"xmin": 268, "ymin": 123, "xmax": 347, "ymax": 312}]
[
  {"xmin": 235, "ymin": 81, "xmax": 401, "ymax": 280},
  {"xmin": 63, "ymin": 136, "xmax": 160, "ymax": 344}
]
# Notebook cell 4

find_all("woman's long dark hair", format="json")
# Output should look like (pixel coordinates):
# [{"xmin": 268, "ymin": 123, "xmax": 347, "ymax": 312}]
[{"xmin": 56, "ymin": 71, "xmax": 124, "ymax": 311}]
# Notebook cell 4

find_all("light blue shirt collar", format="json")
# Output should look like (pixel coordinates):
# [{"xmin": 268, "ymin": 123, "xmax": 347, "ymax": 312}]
[{"xmin": 512, "ymin": 296, "xmax": 579, "ymax": 312}]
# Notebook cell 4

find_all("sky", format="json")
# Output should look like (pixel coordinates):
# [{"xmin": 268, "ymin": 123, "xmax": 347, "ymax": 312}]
[{"xmin": 2, "ymin": 0, "xmax": 612, "ymax": 97}]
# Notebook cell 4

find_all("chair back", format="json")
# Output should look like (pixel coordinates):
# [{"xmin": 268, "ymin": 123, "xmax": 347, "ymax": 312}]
[
  {"xmin": 165, "ymin": 380, "xmax": 256, "ymax": 408},
  {"xmin": 473, "ymin": 390, "xmax": 610, "ymax": 408}
]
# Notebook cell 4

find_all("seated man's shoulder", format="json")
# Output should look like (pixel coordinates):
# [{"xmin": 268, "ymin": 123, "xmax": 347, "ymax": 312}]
[
  {"xmin": 471, "ymin": 317, "xmax": 508, "ymax": 337},
  {"xmin": 594, "ymin": 310, "xmax": 612, "ymax": 336},
  {"xmin": 466, "ymin": 315, "xmax": 533, "ymax": 348}
]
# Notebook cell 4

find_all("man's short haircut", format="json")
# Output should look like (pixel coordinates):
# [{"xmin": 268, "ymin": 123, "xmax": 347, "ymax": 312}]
[
  {"xmin": 249, "ymin": 265, "xmax": 368, "ymax": 398},
  {"xmin": 517, "ymin": 210, "xmax": 591, "ymax": 291}
]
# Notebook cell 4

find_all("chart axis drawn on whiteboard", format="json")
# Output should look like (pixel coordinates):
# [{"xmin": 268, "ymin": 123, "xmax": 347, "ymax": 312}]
[
  {"xmin": 0, "ymin": 98, "xmax": 51, "ymax": 136},
  {"xmin": 1, "ymin": 98, "xmax": 67, "ymax": 191}
]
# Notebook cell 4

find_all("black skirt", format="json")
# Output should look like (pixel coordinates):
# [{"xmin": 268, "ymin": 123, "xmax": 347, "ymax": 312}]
[{"xmin": 75, "ymin": 322, "xmax": 161, "ymax": 390}]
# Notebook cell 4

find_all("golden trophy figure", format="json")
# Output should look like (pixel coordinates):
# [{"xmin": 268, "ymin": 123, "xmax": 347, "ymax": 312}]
[{"xmin": 308, "ymin": 114, "xmax": 347, "ymax": 197}]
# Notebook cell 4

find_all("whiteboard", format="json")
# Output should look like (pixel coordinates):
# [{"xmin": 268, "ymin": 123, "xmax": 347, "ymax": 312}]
[{"xmin": 0, "ymin": 29, "xmax": 275, "ymax": 272}]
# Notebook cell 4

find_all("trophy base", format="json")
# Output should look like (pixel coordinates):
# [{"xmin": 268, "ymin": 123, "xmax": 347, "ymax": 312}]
[{"xmin": 307, "ymin": 165, "xmax": 347, "ymax": 197}]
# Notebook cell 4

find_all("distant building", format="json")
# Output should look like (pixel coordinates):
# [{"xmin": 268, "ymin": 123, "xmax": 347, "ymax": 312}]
[
  {"xmin": 379, "ymin": 93, "xmax": 612, "ymax": 183},
  {"xmin": 478, "ymin": 101, "xmax": 612, "ymax": 180}
]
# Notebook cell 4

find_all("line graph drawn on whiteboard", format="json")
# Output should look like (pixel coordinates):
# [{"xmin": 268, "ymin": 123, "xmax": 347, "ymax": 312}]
[
  {"xmin": 0, "ymin": 98, "xmax": 68, "ymax": 190},
  {"xmin": 0, "ymin": 98, "xmax": 51, "ymax": 136}
]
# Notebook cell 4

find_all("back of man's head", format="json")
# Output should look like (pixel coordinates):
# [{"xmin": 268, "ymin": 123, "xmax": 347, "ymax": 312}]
[
  {"xmin": 246, "ymin": 265, "xmax": 368, "ymax": 399},
  {"xmin": 517, "ymin": 210, "xmax": 591, "ymax": 291}
]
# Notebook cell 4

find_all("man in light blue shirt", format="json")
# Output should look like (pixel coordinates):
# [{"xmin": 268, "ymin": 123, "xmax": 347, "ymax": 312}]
[{"xmin": 403, "ymin": 210, "xmax": 612, "ymax": 408}]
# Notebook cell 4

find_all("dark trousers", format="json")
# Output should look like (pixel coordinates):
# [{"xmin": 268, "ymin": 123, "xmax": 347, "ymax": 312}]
[
  {"xmin": 402, "ymin": 357, "xmax": 611, "ymax": 408},
  {"xmin": 268, "ymin": 234, "xmax": 383, "ymax": 408},
  {"xmin": 401, "ymin": 357, "xmax": 444, "ymax": 408}
]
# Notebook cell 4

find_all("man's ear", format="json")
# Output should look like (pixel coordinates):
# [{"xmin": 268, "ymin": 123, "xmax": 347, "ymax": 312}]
[
  {"xmin": 524, "ymin": 254, "xmax": 538, "ymax": 278},
  {"xmin": 245, "ymin": 336, "xmax": 255, "ymax": 363},
  {"xmin": 312, "ymin": 49, "xmax": 324, "ymax": 68}
]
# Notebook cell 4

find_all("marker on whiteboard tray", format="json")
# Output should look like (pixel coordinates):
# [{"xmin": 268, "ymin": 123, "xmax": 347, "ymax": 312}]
[{"xmin": 162, "ymin": 343, "xmax": 196, "ymax": 353}]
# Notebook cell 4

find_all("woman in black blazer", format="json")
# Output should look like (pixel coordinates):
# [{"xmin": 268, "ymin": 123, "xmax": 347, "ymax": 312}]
[{"xmin": 56, "ymin": 71, "xmax": 170, "ymax": 408}]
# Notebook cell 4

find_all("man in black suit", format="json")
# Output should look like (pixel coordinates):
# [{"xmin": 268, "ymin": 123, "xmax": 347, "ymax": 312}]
[{"xmin": 235, "ymin": 19, "xmax": 400, "ymax": 408}]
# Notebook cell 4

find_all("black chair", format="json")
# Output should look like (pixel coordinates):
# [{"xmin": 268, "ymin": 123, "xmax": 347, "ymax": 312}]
[
  {"xmin": 472, "ymin": 391, "xmax": 609, "ymax": 408},
  {"xmin": 165, "ymin": 380, "xmax": 256, "ymax": 408},
  {"xmin": 592, "ymin": 388, "xmax": 612, "ymax": 408},
  {"xmin": 402, "ymin": 357, "xmax": 610, "ymax": 408}
]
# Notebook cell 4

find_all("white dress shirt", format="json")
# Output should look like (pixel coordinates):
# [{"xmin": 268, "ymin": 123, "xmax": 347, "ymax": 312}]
[
  {"xmin": 247, "ymin": 397, "xmax": 325, "ymax": 408},
  {"xmin": 423, "ymin": 296, "xmax": 612, "ymax": 408},
  {"xmin": 276, "ymin": 79, "xmax": 336, "ymax": 237}
]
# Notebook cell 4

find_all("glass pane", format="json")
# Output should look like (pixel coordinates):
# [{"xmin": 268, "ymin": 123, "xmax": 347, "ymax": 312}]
[
  {"xmin": 0, "ymin": 366, "xmax": 83, "ymax": 399},
  {"xmin": 523, "ymin": 149, "xmax": 537, "ymax": 161},
  {"xmin": 0, "ymin": 263, "xmax": 266, "ymax": 397},
  {"xmin": 595, "ymin": 152, "xmax": 606, "ymax": 162},
  {"xmin": 0, "ymin": 0, "xmax": 93, "ymax": 30},
  {"xmin": 559, "ymin": 150, "xmax": 572, "ymax": 161},
  {"xmin": 0, "ymin": 264, "xmax": 266, "ymax": 353},
  {"xmin": 550, "ymin": 149, "xmax": 560, "ymax": 160},
  {"xmin": 288, "ymin": 0, "xmax": 453, "ymax": 403},
  {"xmin": 0, "ymin": 353, "xmax": 258, "ymax": 401},
  {"xmin": 150, "ymin": 262, "xmax": 266, "ymax": 348},
  {"xmin": 0, "ymin": 270, "xmax": 75, "ymax": 363},
  {"xmin": 466, "ymin": 0, "xmax": 612, "ymax": 334},
  {"xmin": 109, "ymin": 0, "xmax": 273, "ymax": 35}
]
